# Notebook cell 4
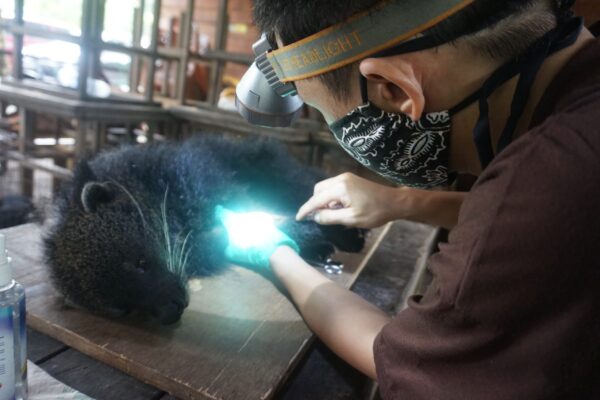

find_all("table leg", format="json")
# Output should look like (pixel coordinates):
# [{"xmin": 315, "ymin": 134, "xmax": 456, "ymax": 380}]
[
  {"xmin": 75, "ymin": 120, "xmax": 88, "ymax": 159},
  {"xmin": 18, "ymin": 108, "xmax": 35, "ymax": 197}
]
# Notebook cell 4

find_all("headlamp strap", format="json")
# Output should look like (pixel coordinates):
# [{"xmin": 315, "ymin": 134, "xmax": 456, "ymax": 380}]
[{"xmin": 267, "ymin": 0, "xmax": 475, "ymax": 83}]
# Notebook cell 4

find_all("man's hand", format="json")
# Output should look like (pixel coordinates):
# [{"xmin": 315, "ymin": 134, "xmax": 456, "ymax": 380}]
[
  {"xmin": 296, "ymin": 173, "xmax": 468, "ymax": 230},
  {"xmin": 216, "ymin": 205, "xmax": 299, "ymax": 270},
  {"xmin": 296, "ymin": 173, "xmax": 404, "ymax": 228}
]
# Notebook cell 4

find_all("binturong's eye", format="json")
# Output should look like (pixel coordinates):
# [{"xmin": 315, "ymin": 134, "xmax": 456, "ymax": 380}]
[{"xmin": 136, "ymin": 259, "xmax": 148, "ymax": 273}]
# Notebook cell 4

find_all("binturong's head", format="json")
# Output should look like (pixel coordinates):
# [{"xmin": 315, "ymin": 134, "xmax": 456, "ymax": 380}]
[
  {"xmin": 244, "ymin": 0, "xmax": 587, "ymax": 188},
  {"xmin": 44, "ymin": 161, "xmax": 189, "ymax": 325}
]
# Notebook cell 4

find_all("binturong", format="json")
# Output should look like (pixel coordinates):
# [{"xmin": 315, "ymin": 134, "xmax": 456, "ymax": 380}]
[{"xmin": 43, "ymin": 135, "xmax": 366, "ymax": 325}]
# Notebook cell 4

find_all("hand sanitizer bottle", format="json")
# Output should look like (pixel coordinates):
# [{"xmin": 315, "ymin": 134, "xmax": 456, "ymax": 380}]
[{"xmin": 0, "ymin": 234, "xmax": 27, "ymax": 400}]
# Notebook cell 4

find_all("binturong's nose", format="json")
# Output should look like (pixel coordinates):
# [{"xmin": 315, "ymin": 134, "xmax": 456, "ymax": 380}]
[
  {"xmin": 154, "ymin": 298, "xmax": 187, "ymax": 325},
  {"xmin": 149, "ymin": 275, "xmax": 190, "ymax": 325}
]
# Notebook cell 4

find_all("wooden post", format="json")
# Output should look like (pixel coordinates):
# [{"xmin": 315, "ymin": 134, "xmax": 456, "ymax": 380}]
[
  {"xmin": 161, "ymin": 16, "xmax": 176, "ymax": 97},
  {"xmin": 12, "ymin": 0, "xmax": 24, "ymax": 80},
  {"xmin": 90, "ymin": 0, "xmax": 106, "ymax": 81},
  {"xmin": 18, "ymin": 108, "xmax": 35, "ymax": 197},
  {"xmin": 98, "ymin": 122, "xmax": 107, "ymax": 149},
  {"xmin": 147, "ymin": 121, "xmax": 158, "ymax": 142},
  {"xmin": 75, "ymin": 120, "xmax": 88, "ymax": 159},
  {"xmin": 52, "ymin": 156, "xmax": 68, "ymax": 194},
  {"xmin": 78, "ymin": 0, "xmax": 93, "ymax": 100},
  {"xmin": 145, "ymin": 0, "xmax": 162, "ymax": 102},
  {"xmin": 129, "ymin": 5, "xmax": 144, "ymax": 93},
  {"xmin": 90, "ymin": 121, "xmax": 101, "ymax": 154},
  {"xmin": 207, "ymin": 0, "xmax": 229, "ymax": 105},
  {"xmin": 176, "ymin": 0, "xmax": 194, "ymax": 104}
]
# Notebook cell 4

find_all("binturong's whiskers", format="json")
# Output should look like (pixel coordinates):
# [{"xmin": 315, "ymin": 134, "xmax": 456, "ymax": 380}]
[{"xmin": 159, "ymin": 186, "xmax": 192, "ymax": 283}]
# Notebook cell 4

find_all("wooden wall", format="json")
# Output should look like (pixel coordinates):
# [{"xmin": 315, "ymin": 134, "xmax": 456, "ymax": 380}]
[
  {"xmin": 161, "ymin": 0, "xmax": 259, "ymax": 80},
  {"xmin": 159, "ymin": 0, "xmax": 598, "ymax": 82}
]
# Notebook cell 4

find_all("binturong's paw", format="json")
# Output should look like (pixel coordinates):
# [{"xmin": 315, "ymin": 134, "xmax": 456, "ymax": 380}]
[
  {"xmin": 278, "ymin": 219, "xmax": 367, "ymax": 262},
  {"xmin": 318, "ymin": 225, "xmax": 367, "ymax": 253}
]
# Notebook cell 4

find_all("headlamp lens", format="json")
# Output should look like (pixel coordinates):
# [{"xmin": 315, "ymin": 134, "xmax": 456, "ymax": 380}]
[{"xmin": 235, "ymin": 62, "xmax": 304, "ymax": 128}]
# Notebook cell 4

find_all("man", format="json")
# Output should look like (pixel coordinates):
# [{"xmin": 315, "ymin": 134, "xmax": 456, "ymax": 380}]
[{"xmin": 218, "ymin": 0, "xmax": 600, "ymax": 398}]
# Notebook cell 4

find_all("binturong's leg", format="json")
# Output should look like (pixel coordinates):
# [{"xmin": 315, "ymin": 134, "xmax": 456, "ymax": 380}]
[{"xmin": 205, "ymin": 137, "xmax": 367, "ymax": 258}]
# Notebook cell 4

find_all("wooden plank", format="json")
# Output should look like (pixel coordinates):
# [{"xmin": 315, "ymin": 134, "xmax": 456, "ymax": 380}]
[
  {"xmin": 6, "ymin": 151, "xmax": 73, "ymax": 180},
  {"xmin": 39, "ymin": 349, "xmax": 163, "ymax": 400},
  {"xmin": 27, "ymin": 328, "xmax": 68, "ymax": 364},
  {"xmin": 167, "ymin": 105, "xmax": 312, "ymax": 144},
  {"xmin": 278, "ymin": 221, "xmax": 434, "ymax": 400},
  {"xmin": 1, "ymin": 223, "xmax": 389, "ymax": 400},
  {"xmin": 0, "ymin": 84, "xmax": 169, "ymax": 122},
  {"xmin": 28, "ymin": 327, "xmax": 166, "ymax": 399}
]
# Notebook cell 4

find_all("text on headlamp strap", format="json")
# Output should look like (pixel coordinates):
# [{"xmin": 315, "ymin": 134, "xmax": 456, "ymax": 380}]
[{"xmin": 267, "ymin": 0, "xmax": 474, "ymax": 83}]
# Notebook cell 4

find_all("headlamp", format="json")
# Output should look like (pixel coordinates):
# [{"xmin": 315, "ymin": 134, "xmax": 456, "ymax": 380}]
[
  {"xmin": 236, "ymin": 0, "xmax": 476, "ymax": 128},
  {"xmin": 235, "ymin": 34, "xmax": 304, "ymax": 128}
]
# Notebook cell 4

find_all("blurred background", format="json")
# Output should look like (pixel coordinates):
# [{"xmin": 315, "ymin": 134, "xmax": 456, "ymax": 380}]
[{"xmin": 0, "ymin": 0, "xmax": 598, "ymax": 227}]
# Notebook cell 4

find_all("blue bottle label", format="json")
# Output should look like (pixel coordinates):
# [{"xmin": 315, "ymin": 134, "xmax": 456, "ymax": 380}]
[
  {"xmin": 0, "ymin": 306, "xmax": 15, "ymax": 400},
  {"xmin": 18, "ymin": 297, "xmax": 26, "ymax": 387}
]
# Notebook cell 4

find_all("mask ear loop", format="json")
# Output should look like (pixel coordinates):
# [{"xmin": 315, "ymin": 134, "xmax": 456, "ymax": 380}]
[{"xmin": 359, "ymin": 74, "xmax": 369, "ymax": 104}]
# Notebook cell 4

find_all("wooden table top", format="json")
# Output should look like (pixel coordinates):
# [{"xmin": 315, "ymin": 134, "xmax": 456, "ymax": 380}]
[
  {"xmin": 19, "ymin": 220, "xmax": 434, "ymax": 399},
  {"xmin": 2, "ymin": 222, "xmax": 392, "ymax": 400}
]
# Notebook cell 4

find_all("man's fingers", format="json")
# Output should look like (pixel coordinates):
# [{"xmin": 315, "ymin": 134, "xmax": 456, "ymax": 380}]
[
  {"xmin": 313, "ymin": 172, "xmax": 359, "ymax": 195},
  {"xmin": 313, "ymin": 208, "xmax": 356, "ymax": 226},
  {"xmin": 328, "ymin": 201, "xmax": 343, "ymax": 209},
  {"xmin": 313, "ymin": 175, "xmax": 342, "ymax": 195},
  {"xmin": 296, "ymin": 189, "xmax": 343, "ymax": 221}
]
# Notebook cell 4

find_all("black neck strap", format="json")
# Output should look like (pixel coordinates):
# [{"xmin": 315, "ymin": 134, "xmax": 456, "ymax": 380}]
[{"xmin": 461, "ymin": 16, "xmax": 583, "ymax": 168}]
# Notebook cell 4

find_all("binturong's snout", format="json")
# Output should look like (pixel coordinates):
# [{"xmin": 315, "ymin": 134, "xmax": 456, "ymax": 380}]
[
  {"xmin": 145, "ymin": 274, "xmax": 190, "ymax": 325},
  {"xmin": 153, "ymin": 297, "xmax": 188, "ymax": 325}
]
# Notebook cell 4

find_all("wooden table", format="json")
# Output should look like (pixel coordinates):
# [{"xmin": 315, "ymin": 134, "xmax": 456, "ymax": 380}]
[{"xmin": 7, "ymin": 221, "xmax": 434, "ymax": 399}]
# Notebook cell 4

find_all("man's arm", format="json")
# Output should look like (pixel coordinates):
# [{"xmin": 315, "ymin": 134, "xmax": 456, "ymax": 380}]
[
  {"xmin": 296, "ymin": 173, "xmax": 466, "ymax": 230},
  {"xmin": 270, "ymin": 246, "xmax": 391, "ymax": 380},
  {"xmin": 404, "ymin": 187, "xmax": 466, "ymax": 230}
]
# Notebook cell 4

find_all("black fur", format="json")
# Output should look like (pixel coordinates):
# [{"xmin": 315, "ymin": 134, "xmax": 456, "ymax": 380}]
[{"xmin": 44, "ymin": 136, "xmax": 366, "ymax": 324}]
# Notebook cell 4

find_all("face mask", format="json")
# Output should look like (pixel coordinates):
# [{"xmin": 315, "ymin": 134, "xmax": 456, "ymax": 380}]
[
  {"xmin": 328, "ymin": 16, "xmax": 582, "ymax": 189},
  {"xmin": 329, "ymin": 102, "xmax": 453, "ymax": 189}
]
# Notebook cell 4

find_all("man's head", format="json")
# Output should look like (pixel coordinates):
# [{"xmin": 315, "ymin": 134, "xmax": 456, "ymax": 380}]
[{"xmin": 253, "ymin": 0, "xmax": 560, "ymax": 123}]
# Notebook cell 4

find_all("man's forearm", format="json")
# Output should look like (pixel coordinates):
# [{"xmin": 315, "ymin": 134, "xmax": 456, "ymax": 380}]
[
  {"xmin": 270, "ymin": 246, "xmax": 390, "ymax": 380},
  {"xmin": 395, "ymin": 187, "xmax": 466, "ymax": 230}
]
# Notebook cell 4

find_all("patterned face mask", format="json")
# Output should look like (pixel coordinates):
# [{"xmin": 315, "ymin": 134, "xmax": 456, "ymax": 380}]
[{"xmin": 328, "ymin": 102, "xmax": 453, "ymax": 189}]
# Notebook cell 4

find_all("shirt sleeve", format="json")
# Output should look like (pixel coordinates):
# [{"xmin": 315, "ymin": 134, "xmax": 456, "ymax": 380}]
[{"xmin": 373, "ymin": 117, "xmax": 600, "ymax": 400}]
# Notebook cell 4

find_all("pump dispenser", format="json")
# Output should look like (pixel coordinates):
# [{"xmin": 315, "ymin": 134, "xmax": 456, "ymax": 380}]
[{"xmin": 0, "ymin": 234, "xmax": 27, "ymax": 400}]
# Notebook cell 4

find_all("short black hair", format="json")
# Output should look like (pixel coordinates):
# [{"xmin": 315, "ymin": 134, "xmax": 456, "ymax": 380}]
[
  {"xmin": 253, "ymin": 0, "xmax": 382, "ymax": 100},
  {"xmin": 253, "ymin": 0, "xmax": 561, "ymax": 98}
]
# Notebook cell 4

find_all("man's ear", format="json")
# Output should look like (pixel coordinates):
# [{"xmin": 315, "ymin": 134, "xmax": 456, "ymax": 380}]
[
  {"xmin": 359, "ymin": 56, "xmax": 425, "ymax": 121},
  {"xmin": 80, "ymin": 182, "xmax": 115, "ymax": 213}
]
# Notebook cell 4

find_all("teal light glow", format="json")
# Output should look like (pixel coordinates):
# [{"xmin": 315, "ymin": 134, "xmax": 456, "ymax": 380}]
[{"xmin": 218, "ymin": 208, "xmax": 279, "ymax": 249}]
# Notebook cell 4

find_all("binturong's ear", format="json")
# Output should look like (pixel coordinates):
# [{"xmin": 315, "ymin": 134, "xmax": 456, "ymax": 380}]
[
  {"xmin": 359, "ymin": 56, "xmax": 425, "ymax": 121},
  {"xmin": 80, "ymin": 182, "xmax": 115, "ymax": 213}
]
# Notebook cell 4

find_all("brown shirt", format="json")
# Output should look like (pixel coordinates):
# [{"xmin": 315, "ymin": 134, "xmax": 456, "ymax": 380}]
[{"xmin": 374, "ymin": 34, "xmax": 600, "ymax": 399}]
